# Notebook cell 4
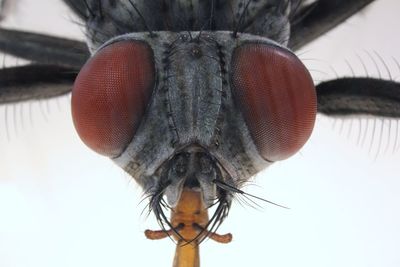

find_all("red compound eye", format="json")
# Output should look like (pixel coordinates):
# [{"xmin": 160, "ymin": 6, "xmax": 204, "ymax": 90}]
[
  {"xmin": 231, "ymin": 43, "xmax": 316, "ymax": 162},
  {"xmin": 71, "ymin": 41, "xmax": 155, "ymax": 157}
]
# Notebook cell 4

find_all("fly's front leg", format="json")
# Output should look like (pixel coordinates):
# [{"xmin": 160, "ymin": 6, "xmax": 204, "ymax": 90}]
[
  {"xmin": 316, "ymin": 78, "xmax": 400, "ymax": 118},
  {"xmin": 0, "ymin": 28, "xmax": 89, "ymax": 69},
  {"xmin": 0, "ymin": 0, "xmax": 90, "ymax": 104},
  {"xmin": 0, "ymin": 65, "xmax": 76, "ymax": 104}
]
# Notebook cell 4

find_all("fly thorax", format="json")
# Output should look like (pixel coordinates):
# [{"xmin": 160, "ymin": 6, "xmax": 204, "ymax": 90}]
[{"xmin": 84, "ymin": 0, "xmax": 293, "ymax": 51}]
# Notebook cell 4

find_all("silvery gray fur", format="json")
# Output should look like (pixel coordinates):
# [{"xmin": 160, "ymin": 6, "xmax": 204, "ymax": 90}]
[
  {"xmin": 106, "ymin": 32, "xmax": 287, "ymax": 206},
  {"xmin": 81, "ymin": 0, "xmax": 300, "ymax": 207}
]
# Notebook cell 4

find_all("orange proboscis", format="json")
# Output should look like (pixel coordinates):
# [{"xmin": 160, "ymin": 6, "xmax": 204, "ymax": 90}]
[{"xmin": 145, "ymin": 187, "xmax": 232, "ymax": 267}]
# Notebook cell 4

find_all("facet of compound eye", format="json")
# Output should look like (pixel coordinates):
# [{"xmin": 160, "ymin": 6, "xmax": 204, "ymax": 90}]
[
  {"xmin": 71, "ymin": 41, "xmax": 155, "ymax": 157},
  {"xmin": 231, "ymin": 43, "xmax": 317, "ymax": 162}
]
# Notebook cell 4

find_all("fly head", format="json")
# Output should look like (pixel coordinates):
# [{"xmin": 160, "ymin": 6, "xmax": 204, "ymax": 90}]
[{"xmin": 71, "ymin": 31, "xmax": 317, "ymax": 225}]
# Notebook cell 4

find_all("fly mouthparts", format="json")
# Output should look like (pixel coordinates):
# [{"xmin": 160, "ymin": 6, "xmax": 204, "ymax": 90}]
[
  {"xmin": 191, "ymin": 223, "xmax": 232, "ymax": 244},
  {"xmin": 144, "ymin": 225, "xmax": 232, "ymax": 244}
]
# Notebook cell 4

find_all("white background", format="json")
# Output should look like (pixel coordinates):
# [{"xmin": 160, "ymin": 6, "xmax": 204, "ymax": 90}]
[{"xmin": 1, "ymin": 0, "xmax": 400, "ymax": 267}]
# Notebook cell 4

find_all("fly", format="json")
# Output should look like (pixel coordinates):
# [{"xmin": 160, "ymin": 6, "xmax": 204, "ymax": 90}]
[{"xmin": 0, "ymin": 1, "xmax": 399, "ymax": 267}]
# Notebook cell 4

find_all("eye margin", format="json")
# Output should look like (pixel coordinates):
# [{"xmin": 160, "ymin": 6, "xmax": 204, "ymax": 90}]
[
  {"xmin": 230, "ymin": 42, "xmax": 317, "ymax": 162},
  {"xmin": 71, "ymin": 40, "xmax": 156, "ymax": 158}
]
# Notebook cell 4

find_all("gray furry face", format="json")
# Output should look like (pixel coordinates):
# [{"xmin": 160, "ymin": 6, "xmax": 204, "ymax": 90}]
[
  {"xmin": 71, "ymin": 0, "xmax": 316, "ymax": 219},
  {"xmin": 73, "ymin": 29, "xmax": 316, "ymax": 211},
  {"xmin": 109, "ymin": 32, "xmax": 281, "ymax": 205}
]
